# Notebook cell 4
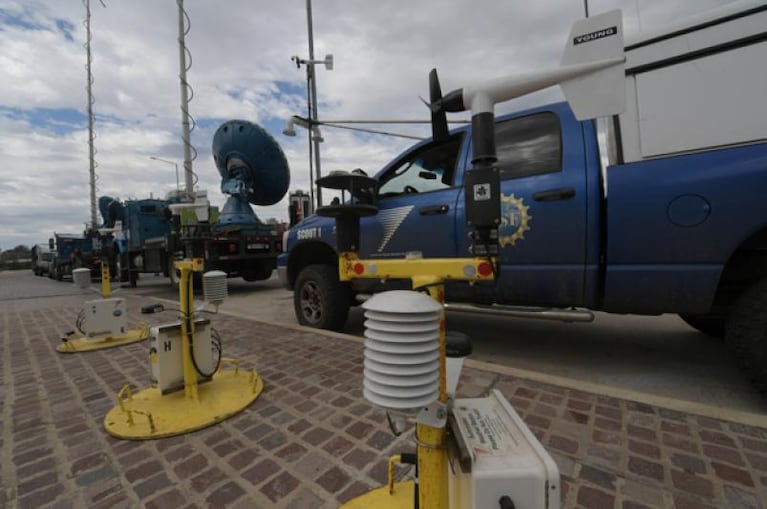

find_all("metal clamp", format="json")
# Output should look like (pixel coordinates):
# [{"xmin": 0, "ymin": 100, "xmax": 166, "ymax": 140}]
[{"xmin": 417, "ymin": 401, "xmax": 447, "ymax": 429}]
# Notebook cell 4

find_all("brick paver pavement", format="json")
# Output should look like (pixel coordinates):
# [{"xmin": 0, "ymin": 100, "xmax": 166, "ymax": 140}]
[{"xmin": 2, "ymin": 300, "xmax": 767, "ymax": 508}]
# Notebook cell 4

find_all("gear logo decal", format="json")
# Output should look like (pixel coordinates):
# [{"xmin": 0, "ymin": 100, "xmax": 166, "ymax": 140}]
[
  {"xmin": 377, "ymin": 205, "xmax": 414, "ymax": 252},
  {"xmin": 498, "ymin": 194, "xmax": 531, "ymax": 247}
]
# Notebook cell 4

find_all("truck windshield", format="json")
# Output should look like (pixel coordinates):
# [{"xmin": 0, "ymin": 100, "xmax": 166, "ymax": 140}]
[{"xmin": 377, "ymin": 136, "xmax": 463, "ymax": 197}]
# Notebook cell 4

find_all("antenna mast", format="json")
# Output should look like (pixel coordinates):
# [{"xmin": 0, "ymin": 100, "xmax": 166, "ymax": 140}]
[
  {"xmin": 84, "ymin": 0, "xmax": 105, "ymax": 228},
  {"xmin": 177, "ymin": 0, "xmax": 197, "ymax": 199}
]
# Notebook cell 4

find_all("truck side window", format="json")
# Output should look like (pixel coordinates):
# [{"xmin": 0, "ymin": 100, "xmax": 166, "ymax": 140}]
[
  {"xmin": 377, "ymin": 136, "xmax": 463, "ymax": 197},
  {"xmin": 495, "ymin": 112, "xmax": 561, "ymax": 179}
]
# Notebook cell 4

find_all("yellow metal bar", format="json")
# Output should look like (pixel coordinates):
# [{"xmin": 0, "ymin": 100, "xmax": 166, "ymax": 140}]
[
  {"xmin": 249, "ymin": 369, "xmax": 259, "ymax": 393},
  {"xmin": 387, "ymin": 454, "xmax": 402, "ymax": 494},
  {"xmin": 175, "ymin": 259, "xmax": 201, "ymax": 401},
  {"xmin": 339, "ymin": 252, "xmax": 495, "ymax": 283},
  {"xmin": 417, "ymin": 423, "xmax": 448, "ymax": 509},
  {"xmin": 180, "ymin": 265, "xmax": 197, "ymax": 400},
  {"xmin": 337, "ymin": 251, "xmax": 498, "ymax": 509},
  {"xmin": 221, "ymin": 357, "xmax": 241, "ymax": 374},
  {"xmin": 418, "ymin": 282, "xmax": 447, "ymax": 404},
  {"xmin": 100, "ymin": 261, "xmax": 111, "ymax": 298},
  {"xmin": 417, "ymin": 281, "xmax": 449, "ymax": 509},
  {"xmin": 117, "ymin": 384, "xmax": 133, "ymax": 413},
  {"xmin": 130, "ymin": 409, "xmax": 155, "ymax": 433}
]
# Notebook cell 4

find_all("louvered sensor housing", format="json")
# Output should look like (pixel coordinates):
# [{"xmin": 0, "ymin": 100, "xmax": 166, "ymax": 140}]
[{"xmin": 362, "ymin": 290, "xmax": 443, "ymax": 411}]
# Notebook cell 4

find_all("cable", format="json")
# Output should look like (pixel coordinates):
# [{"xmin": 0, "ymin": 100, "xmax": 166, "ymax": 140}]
[
  {"xmin": 209, "ymin": 327, "xmax": 223, "ymax": 371},
  {"xmin": 75, "ymin": 309, "xmax": 86, "ymax": 335},
  {"xmin": 182, "ymin": 273, "xmax": 219, "ymax": 378},
  {"xmin": 320, "ymin": 122, "xmax": 426, "ymax": 141}
]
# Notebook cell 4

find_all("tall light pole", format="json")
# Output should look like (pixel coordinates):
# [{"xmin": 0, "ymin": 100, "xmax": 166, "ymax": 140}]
[
  {"xmin": 149, "ymin": 156, "xmax": 180, "ymax": 194},
  {"xmin": 291, "ymin": 0, "xmax": 333, "ymax": 210}
]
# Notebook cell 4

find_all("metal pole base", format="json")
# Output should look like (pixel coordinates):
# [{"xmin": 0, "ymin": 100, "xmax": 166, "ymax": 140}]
[
  {"xmin": 340, "ymin": 481, "xmax": 415, "ymax": 508},
  {"xmin": 103, "ymin": 365, "xmax": 263, "ymax": 440},
  {"xmin": 56, "ymin": 325, "xmax": 149, "ymax": 353}
]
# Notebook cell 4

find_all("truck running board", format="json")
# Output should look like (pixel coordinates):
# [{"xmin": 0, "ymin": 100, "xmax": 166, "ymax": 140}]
[
  {"xmin": 354, "ymin": 294, "xmax": 595, "ymax": 323},
  {"xmin": 444, "ymin": 302, "xmax": 595, "ymax": 323}
]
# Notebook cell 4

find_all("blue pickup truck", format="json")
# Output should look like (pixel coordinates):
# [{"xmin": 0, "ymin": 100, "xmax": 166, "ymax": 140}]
[{"xmin": 278, "ymin": 2, "xmax": 767, "ymax": 391}]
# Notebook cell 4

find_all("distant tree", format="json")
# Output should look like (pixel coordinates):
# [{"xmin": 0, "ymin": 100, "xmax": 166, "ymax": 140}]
[{"xmin": 0, "ymin": 245, "xmax": 30, "ymax": 262}]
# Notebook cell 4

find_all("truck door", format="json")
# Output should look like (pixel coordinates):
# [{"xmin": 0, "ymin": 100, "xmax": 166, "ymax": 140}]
[
  {"xmin": 453, "ymin": 107, "xmax": 589, "ymax": 307},
  {"xmin": 359, "ymin": 133, "xmax": 466, "ymax": 259}
]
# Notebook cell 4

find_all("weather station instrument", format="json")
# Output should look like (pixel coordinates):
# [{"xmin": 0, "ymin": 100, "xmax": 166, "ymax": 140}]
[
  {"xmin": 102, "ymin": 258, "xmax": 263, "ymax": 440},
  {"xmin": 57, "ymin": 228, "xmax": 150, "ymax": 354},
  {"xmin": 102, "ymin": 118, "xmax": 290, "ymax": 440},
  {"xmin": 332, "ymin": 10, "xmax": 626, "ymax": 509}
]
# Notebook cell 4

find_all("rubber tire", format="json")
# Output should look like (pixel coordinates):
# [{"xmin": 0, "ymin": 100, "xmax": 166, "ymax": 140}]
[
  {"xmin": 679, "ymin": 314, "xmax": 726, "ymax": 339},
  {"xmin": 293, "ymin": 264, "xmax": 351, "ymax": 331},
  {"xmin": 726, "ymin": 278, "xmax": 767, "ymax": 395},
  {"xmin": 116, "ymin": 254, "xmax": 130, "ymax": 283}
]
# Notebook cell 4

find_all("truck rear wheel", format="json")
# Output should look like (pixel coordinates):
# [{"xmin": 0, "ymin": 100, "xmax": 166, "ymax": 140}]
[
  {"xmin": 726, "ymin": 278, "xmax": 767, "ymax": 394},
  {"xmin": 294, "ymin": 264, "xmax": 350, "ymax": 331},
  {"xmin": 116, "ymin": 255, "xmax": 130, "ymax": 284},
  {"xmin": 679, "ymin": 314, "xmax": 726, "ymax": 338}
]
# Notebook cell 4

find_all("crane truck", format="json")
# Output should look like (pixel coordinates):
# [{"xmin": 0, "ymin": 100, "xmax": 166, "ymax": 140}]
[{"xmin": 278, "ymin": 2, "xmax": 767, "ymax": 393}]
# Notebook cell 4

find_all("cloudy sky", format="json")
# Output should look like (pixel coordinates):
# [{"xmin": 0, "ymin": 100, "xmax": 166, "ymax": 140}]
[{"xmin": 0, "ymin": 0, "xmax": 737, "ymax": 249}]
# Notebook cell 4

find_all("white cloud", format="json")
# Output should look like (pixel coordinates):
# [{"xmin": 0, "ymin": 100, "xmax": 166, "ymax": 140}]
[{"xmin": 0, "ymin": 0, "xmax": 738, "ymax": 249}]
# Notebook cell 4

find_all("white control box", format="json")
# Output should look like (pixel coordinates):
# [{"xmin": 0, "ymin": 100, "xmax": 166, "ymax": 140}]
[
  {"xmin": 82, "ymin": 298, "xmax": 127, "ymax": 340},
  {"xmin": 149, "ymin": 319, "xmax": 213, "ymax": 394},
  {"xmin": 449, "ymin": 389, "xmax": 560, "ymax": 509}
]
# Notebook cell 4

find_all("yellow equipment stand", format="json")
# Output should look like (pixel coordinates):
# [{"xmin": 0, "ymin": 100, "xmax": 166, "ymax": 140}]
[
  {"xmin": 338, "ymin": 253, "xmax": 496, "ymax": 509},
  {"xmin": 57, "ymin": 261, "xmax": 149, "ymax": 353},
  {"xmin": 103, "ymin": 258, "xmax": 264, "ymax": 440}
]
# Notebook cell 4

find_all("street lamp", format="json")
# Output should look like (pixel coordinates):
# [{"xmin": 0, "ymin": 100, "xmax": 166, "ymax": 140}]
[
  {"xmin": 282, "ymin": 115, "xmax": 324, "ymax": 142},
  {"xmin": 149, "ymin": 156, "xmax": 180, "ymax": 196}
]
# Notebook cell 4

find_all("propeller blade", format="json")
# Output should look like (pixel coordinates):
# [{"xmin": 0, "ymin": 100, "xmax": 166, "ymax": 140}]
[{"xmin": 429, "ymin": 69, "xmax": 449, "ymax": 142}]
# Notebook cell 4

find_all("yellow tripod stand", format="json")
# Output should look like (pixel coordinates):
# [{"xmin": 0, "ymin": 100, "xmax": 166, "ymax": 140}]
[
  {"xmin": 339, "ymin": 253, "xmax": 496, "ymax": 509},
  {"xmin": 103, "ymin": 258, "xmax": 263, "ymax": 439},
  {"xmin": 57, "ymin": 256, "xmax": 149, "ymax": 353}
]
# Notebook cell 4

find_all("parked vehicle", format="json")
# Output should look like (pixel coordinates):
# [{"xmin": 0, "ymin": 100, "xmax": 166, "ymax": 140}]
[
  {"xmin": 30, "ymin": 244, "xmax": 54, "ymax": 276},
  {"xmin": 100, "ymin": 120, "xmax": 288, "ymax": 287},
  {"xmin": 278, "ymin": 3, "xmax": 767, "ymax": 391},
  {"xmin": 48, "ymin": 233, "xmax": 101, "ymax": 281}
]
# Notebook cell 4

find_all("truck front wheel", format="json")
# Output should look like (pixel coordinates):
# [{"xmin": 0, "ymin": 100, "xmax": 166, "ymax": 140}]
[
  {"xmin": 726, "ymin": 278, "xmax": 767, "ymax": 394},
  {"xmin": 294, "ymin": 264, "xmax": 351, "ymax": 331}
]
